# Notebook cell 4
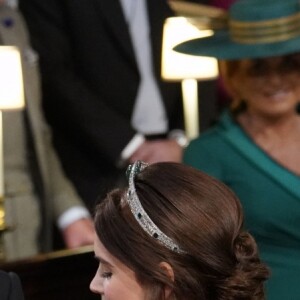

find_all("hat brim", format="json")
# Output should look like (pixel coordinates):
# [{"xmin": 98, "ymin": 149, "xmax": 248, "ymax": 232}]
[{"xmin": 174, "ymin": 30, "xmax": 300, "ymax": 60}]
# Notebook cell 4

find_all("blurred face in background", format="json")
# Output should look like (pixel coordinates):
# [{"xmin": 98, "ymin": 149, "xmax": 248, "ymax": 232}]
[{"xmin": 222, "ymin": 53, "xmax": 300, "ymax": 118}]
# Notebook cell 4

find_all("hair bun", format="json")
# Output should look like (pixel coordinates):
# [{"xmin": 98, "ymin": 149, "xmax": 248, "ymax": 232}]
[
  {"xmin": 219, "ymin": 231, "xmax": 269, "ymax": 300},
  {"xmin": 235, "ymin": 231, "xmax": 257, "ymax": 261}
]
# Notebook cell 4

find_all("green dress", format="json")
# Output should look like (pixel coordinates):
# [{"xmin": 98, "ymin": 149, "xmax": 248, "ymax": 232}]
[{"xmin": 184, "ymin": 111, "xmax": 300, "ymax": 300}]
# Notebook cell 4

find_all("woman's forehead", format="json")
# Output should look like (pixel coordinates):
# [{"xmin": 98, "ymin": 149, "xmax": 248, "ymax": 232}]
[{"xmin": 239, "ymin": 54, "xmax": 300, "ymax": 68}]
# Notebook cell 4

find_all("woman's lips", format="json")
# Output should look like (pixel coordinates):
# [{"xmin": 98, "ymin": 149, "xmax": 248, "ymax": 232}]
[{"xmin": 263, "ymin": 89, "xmax": 291, "ymax": 100}]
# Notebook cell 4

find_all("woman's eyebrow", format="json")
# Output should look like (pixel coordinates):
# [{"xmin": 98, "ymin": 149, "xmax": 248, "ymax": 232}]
[{"xmin": 94, "ymin": 255, "xmax": 113, "ymax": 267}]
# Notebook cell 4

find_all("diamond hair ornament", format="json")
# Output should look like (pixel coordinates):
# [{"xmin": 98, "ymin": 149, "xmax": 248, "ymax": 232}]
[{"xmin": 126, "ymin": 161, "xmax": 185, "ymax": 254}]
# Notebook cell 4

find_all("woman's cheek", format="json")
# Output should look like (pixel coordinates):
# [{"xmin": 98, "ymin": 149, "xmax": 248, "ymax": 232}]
[{"xmin": 103, "ymin": 280, "xmax": 113, "ymax": 298}]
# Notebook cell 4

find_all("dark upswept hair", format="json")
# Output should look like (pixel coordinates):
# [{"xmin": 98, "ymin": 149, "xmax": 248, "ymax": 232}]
[{"xmin": 94, "ymin": 162, "xmax": 269, "ymax": 300}]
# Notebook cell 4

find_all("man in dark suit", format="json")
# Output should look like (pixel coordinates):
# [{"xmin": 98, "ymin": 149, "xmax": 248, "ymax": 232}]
[
  {"xmin": 19, "ymin": 0, "xmax": 186, "ymax": 209},
  {"xmin": 0, "ymin": 271, "xmax": 24, "ymax": 300}
]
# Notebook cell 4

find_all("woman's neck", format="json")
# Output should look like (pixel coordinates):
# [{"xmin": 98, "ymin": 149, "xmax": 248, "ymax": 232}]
[
  {"xmin": 238, "ymin": 109, "xmax": 300, "ymax": 139},
  {"xmin": 237, "ymin": 109, "xmax": 300, "ymax": 176}
]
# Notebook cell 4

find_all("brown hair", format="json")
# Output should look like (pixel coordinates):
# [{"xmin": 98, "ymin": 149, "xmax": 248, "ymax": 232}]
[
  {"xmin": 219, "ymin": 59, "xmax": 246, "ymax": 115},
  {"xmin": 94, "ymin": 162, "xmax": 269, "ymax": 300}
]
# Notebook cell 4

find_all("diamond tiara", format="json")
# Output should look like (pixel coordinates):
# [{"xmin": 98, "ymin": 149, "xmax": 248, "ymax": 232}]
[{"xmin": 126, "ymin": 161, "xmax": 185, "ymax": 254}]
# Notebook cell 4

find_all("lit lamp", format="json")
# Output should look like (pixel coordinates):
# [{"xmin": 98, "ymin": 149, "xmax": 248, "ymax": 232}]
[
  {"xmin": 0, "ymin": 46, "xmax": 25, "ymax": 260},
  {"xmin": 161, "ymin": 17, "xmax": 219, "ymax": 140}
]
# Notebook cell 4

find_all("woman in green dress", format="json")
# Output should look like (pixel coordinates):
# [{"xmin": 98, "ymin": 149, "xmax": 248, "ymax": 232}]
[{"xmin": 176, "ymin": 0, "xmax": 300, "ymax": 298}]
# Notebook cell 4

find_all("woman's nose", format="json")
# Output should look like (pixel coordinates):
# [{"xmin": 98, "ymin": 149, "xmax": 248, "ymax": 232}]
[
  {"xmin": 267, "ymin": 72, "xmax": 284, "ymax": 87},
  {"xmin": 90, "ymin": 273, "xmax": 104, "ymax": 295}
]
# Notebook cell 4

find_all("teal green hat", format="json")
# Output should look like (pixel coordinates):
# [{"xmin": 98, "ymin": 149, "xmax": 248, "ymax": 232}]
[{"xmin": 175, "ymin": 0, "xmax": 300, "ymax": 60}]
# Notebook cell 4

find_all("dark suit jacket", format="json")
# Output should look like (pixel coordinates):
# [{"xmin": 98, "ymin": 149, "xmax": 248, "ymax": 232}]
[
  {"xmin": 0, "ymin": 271, "xmax": 24, "ymax": 300},
  {"xmin": 19, "ymin": 0, "xmax": 184, "ymax": 208}
]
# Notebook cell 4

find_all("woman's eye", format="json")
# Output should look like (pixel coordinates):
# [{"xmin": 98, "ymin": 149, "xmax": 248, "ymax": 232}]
[{"xmin": 101, "ymin": 272, "xmax": 112, "ymax": 279}]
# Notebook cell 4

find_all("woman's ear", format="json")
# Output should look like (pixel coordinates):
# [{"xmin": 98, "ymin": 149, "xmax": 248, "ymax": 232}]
[
  {"xmin": 159, "ymin": 262, "xmax": 174, "ymax": 299},
  {"xmin": 159, "ymin": 262, "xmax": 174, "ymax": 281}
]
